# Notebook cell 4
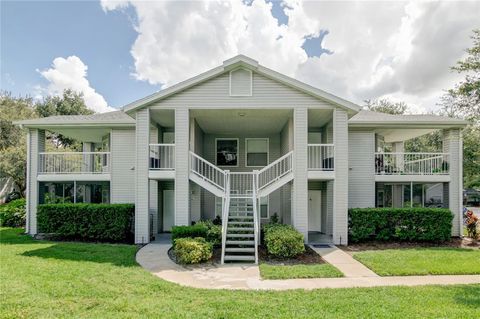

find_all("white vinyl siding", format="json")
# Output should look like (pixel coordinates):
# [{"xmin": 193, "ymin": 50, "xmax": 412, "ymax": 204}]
[
  {"xmin": 153, "ymin": 72, "xmax": 334, "ymax": 109},
  {"xmin": 110, "ymin": 129, "xmax": 135, "ymax": 204},
  {"xmin": 348, "ymin": 131, "xmax": 375, "ymax": 208},
  {"xmin": 230, "ymin": 68, "xmax": 252, "ymax": 96}
]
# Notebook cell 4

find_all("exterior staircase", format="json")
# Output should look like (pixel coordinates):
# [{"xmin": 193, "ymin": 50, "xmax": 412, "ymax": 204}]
[{"xmin": 189, "ymin": 150, "xmax": 294, "ymax": 264}]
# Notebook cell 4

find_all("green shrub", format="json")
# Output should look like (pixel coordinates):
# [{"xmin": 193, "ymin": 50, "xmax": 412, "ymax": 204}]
[
  {"xmin": 196, "ymin": 220, "xmax": 222, "ymax": 246},
  {"xmin": 0, "ymin": 199, "xmax": 26, "ymax": 227},
  {"xmin": 263, "ymin": 224, "xmax": 305, "ymax": 258},
  {"xmin": 348, "ymin": 208, "xmax": 453, "ymax": 243},
  {"xmin": 174, "ymin": 237, "xmax": 212, "ymax": 264},
  {"xmin": 37, "ymin": 203, "xmax": 134, "ymax": 242},
  {"xmin": 171, "ymin": 224, "xmax": 208, "ymax": 243}
]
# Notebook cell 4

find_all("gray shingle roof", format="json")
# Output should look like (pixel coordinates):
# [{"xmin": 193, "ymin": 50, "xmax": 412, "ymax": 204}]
[
  {"xmin": 14, "ymin": 110, "xmax": 135, "ymax": 126},
  {"xmin": 349, "ymin": 110, "xmax": 468, "ymax": 126}
]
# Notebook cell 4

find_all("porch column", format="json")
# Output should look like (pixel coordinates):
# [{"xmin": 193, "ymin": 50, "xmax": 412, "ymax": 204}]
[
  {"xmin": 82, "ymin": 142, "xmax": 94, "ymax": 173},
  {"xmin": 292, "ymin": 107, "xmax": 308, "ymax": 240},
  {"xmin": 443, "ymin": 129, "xmax": 462, "ymax": 236},
  {"xmin": 392, "ymin": 141, "xmax": 404, "ymax": 172},
  {"xmin": 333, "ymin": 109, "xmax": 349, "ymax": 245},
  {"xmin": 149, "ymin": 125, "xmax": 159, "ymax": 236},
  {"xmin": 175, "ymin": 108, "xmax": 190, "ymax": 226},
  {"xmin": 135, "ymin": 108, "xmax": 150, "ymax": 244},
  {"xmin": 26, "ymin": 129, "xmax": 45, "ymax": 235}
]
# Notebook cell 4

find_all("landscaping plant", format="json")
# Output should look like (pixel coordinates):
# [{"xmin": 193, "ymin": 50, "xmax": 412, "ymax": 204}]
[
  {"xmin": 173, "ymin": 237, "xmax": 213, "ymax": 264},
  {"xmin": 348, "ymin": 208, "xmax": 453, "ymax": 242},
  {"xmin": 37, "ymin": 203, "xmax": 134, "ymax": 242},
  {"xmin": 464, "ymin": 208, "xmax": 479, "ymax": 240},
  {"xmin": 263, "ymin": 224, "xmax": 305, "ymax": 258},
  {"xmin": 0, "ymin": 198, "xmax": 26, "ymax": 227}
]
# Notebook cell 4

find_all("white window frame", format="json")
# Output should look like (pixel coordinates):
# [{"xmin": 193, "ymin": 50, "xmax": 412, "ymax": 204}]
[
  {"xmin": 245, "ymin": 138, "xmax": 269, "ymax": 168},
  {"xmin": 259, "ymin": 195, "xmax": 269, "ymax": 219},
  {"xmin": 215, "ymin": 138, "xmax": 239, "ymax": 167},
  {"xmin": 229, "ymin": 68, "xmax": 253, "ymax": 97}
]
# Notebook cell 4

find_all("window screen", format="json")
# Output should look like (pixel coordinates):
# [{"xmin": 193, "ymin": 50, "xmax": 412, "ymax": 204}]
[{"xmin": 246, "ymin": 139, "xmax": 268, "ymax": 166}]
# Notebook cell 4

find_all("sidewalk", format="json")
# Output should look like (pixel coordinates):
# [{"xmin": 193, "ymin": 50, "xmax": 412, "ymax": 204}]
[{"xmin": 136, "ymin": 240, "xmax": 480, "ymax": 291}]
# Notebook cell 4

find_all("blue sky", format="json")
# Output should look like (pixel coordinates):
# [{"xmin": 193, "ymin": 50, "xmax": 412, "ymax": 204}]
[
  {"xmin": 1, "ymin": 0, "xmax": 158, "ymax": 108},
  {"xmin": 1, "ymin": 0, "xmax": 320, "ymax": 109},
  {"xmin": 1, "ymin": 1, "xmax": 479, "ymax": 113}
]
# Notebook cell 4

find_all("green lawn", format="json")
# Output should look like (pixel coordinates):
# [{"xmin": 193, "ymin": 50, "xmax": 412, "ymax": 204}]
[
  {"xmin": 1, "ymin": 228, "xmax": 479, "ymax": 318},
  {"xmin": 259, "ymin": 263, "xmax": 343, "ymax": 279},
  {"xmin": 353, "ymin": 248, "xmax": 480, "ymax": 276}
]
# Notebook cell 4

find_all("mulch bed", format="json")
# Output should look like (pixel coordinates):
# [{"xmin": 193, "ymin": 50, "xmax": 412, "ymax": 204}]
[
  {"xmin": 168, "ymin": 244, "xmax": 327, "ymax": 267},
  {"xmin": 341, "ymin": 237, "xmax": 479, "ymax": 253}
]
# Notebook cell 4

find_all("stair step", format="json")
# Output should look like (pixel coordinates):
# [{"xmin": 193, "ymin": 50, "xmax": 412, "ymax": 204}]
[
  {"xmin": 229, "ymin": 216, "xmax": 254, "ymax": 220},
  {"xmin": 228, "ymin": 221, "xmax": 254, "ymax": 225},
  {"xmin": 224, "ymin": 255, "xmax": 255, "ymax": 262},
  {"xmin": 226, "ymin": 240, "xmax": 255, "ymax": 245},
  {"xmin": 225, "ymin": 247, "xmax": 255, "ymax": 253},
  {"xmin": 228, "ymin": 227, "xmax": 254, "ymax": 231},
  {"xmin": 227, "ymin": 233, "xmax": 254, "ymax": 238}
]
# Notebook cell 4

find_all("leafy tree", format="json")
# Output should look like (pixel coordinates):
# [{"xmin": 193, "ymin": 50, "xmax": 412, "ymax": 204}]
[
  {"xmin": 0, "ymin": 90, "xmax": 94, "ymax": 194},
  {"xmin": 35, "ymin": 89, "xmax": 93, "ymax": 149},
  {"xmin": 440, "ymin": 29, "xmax": 480, "ymax": 188},
  {"xmin": 364, "ymin": 98, "xmax": 408, "ymax": 115},
  {"xmin": 0, "ymin": 92, "xmax": 38, "ymax": 193}
]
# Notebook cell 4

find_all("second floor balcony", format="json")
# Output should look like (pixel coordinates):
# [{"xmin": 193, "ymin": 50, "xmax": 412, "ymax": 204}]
[
  {"xmin": 375, "ymin": 152, "xmax": 450, "ymax": 175},
  {"xmin": 38, "ymin": 152, "xmax": 110, "ymax": 175}
]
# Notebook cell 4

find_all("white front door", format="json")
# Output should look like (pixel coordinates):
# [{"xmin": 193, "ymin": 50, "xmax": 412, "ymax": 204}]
[
  {"xmin": 163, "ymin": 190, "xmax": 175, "ymax": 232},
  {"xmin": 308, "ymin": 190, "xmax": 322, "ymax": 232}
]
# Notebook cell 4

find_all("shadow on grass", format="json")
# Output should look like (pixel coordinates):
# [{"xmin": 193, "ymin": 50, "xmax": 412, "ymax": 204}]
[
  {"xmin": 0, "ymin": 228, "xmax": 42, "ymax": 245},
  {"xmin": 1, "ymin": 228, "xmax": 138, "ymax": 267},
  {"xmin": 21, "ymin": 243, "xmax": 138, "ymax": 267},
  {"xmin": 453, "ymin": 285, "xmax": 480, "ymax": 308}
]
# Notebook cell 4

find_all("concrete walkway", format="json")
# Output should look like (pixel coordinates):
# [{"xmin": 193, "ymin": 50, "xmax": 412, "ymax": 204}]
[{"xmin": 136, "ymin": 239, "xmax": 480, "ymax": 291}]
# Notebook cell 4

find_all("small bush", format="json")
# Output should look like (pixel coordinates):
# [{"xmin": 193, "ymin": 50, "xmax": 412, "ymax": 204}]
[
  {"xmin": 0, "ymin": 198, "xmax": 26, "ymax": 227},
  {"xmin": 349, "ymin": 207, "xmax": 453, "ymax": 243},
  {"xmin": 464, "ymin": 208, "xmax": 479, "ymax": 240},
  {"xmin": 263, "ymin": 224, "xmax": 305, "ymax": 258},
  {"xmin": 174, "ymin": 237, "xmax": 212, "ymax": 264},
  {"xmin": 171, "ymin": 224, "xmax": 208, "ymax": 243},
  {"xmin": 196, "ymin": 220, "xmax": 222, "ymax": 246},
  {"xmin": 37, "ymin": 203, "xmax": 134, "ymax": 242}
]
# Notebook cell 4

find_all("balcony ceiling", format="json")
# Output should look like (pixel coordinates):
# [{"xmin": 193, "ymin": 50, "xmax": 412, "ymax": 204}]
[{"xmin": 191, "ymin": 109, "xmax": 293, "ymax": 135}]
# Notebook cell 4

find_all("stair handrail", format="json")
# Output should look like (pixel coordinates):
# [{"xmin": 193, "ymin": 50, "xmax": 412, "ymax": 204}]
[
  {"xmin": 252, "ymin": 170, "xmax": 259, "ymax": 264},
  {"xmin": 190, "ymin": 151, "xmax": 227, "ymax": 191},
  {"xmin": 257, "ymin": 151, "xmax": 293, "ymax": 191},
  {"xmin": 220, "ymin": 170, "xmax": 230, "ymax": 264}
]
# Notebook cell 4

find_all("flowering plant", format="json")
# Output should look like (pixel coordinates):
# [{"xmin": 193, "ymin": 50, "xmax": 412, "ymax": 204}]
[{"xmin": 464, "ymin": 208, "xmax": 479, "ymax": 240}]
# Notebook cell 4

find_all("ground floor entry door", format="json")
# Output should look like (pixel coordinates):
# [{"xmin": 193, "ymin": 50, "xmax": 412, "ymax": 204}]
[
  {"xmin": 163, "ymin": 190, "xmax": 175, "ymax": 232},
  {"xmin": 308, "ymin": 190, "xmax": 322, "ymax": 232}
]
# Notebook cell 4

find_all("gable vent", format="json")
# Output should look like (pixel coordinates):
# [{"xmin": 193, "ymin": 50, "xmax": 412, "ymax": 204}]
[{"xmin": 229, "ymin": 68, "xmax": 252, "ymax": 96}]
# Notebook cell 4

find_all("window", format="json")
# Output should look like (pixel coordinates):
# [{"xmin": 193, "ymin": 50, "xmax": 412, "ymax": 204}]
[
  {"xmin": 40, "ymin": 181, "xmax": 110, "ymax": 204},
  {"xmin": 259, "ymin": 196, "xmax": 269, "ymax": 219},
  {"xmin": 246, "ymin": 138, "xmax": 268, "ymax": 167},
  {"xmin": 216, "ymin": 138, "xmax": 238, "ymax": 166}
]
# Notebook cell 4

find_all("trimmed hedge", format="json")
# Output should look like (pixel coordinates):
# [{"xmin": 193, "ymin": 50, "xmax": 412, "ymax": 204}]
[
  {"xmin": 37, "ymin": 203, "xmax": 134, "ymax": 242},
  {"xmin": 195, "ymin": 220, "xmax": 222, "ymax": 246},
  {"xmin": 174, "ymin": 237, "xmax": 213, "ymax": 264},
  {"xmin": 171, "ymin": 224, "xmax": 208, "ymax": 243},
  {"xmin": 0, "ymin": 199, "xmax": 26, "ymax": 227},
  {"xmin": 263, "ymin": 224, "xmax": 305, "ymax": 258},
  {"xmin": 348, "ymin": 208, "xmax": 453, "ymax": 243}
]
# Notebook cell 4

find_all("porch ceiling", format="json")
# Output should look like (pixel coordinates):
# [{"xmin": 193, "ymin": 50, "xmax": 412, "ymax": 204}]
[
  {"xmin": 191, "ymin": 109, "xmax": 292, "ymax": 135},
  {"xmin": 42, "ymin": 127, "xmax": 112, "ymax": 143},
  {"xmin": 376, "ymin": 128, "xmax": 438, "ymax": 143}
]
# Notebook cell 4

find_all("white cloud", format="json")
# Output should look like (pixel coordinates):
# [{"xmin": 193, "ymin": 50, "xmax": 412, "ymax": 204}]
[
  {"xmin": 102, "ymin": 0, "xmax": 480, "ymax": 113},
  {"xmin": 39, "ymin": 56, "xmax": 114, "ymax": 113}
]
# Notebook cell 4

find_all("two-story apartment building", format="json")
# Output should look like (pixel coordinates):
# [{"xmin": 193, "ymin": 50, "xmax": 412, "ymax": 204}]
[{"xmin": 16, "ymin": 55, "xmax": 467, "ymax": 263}]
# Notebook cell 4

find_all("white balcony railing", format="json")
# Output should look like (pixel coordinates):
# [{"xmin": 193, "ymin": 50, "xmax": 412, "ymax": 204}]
[
  {"xmin": 39, "ymin": 152, "xmax": 110, "ymax": 174},
  {"xmin": 230, "ymin": 172, "xmax": 255, "ymax": 197},
  {"xmin": 257, "ymin": 151, "xmax": 293, "ymax": 190},
  {"xmin": 375, "ymin": 152, "xmax": 450, "ymax": 175},
  {"xmin": 308, "ymin": 144, "xmax": 334, "ymax": 171},
  {"xmin": 149, "ymin": 144, "xmax": 175, "ymax": 170}
]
